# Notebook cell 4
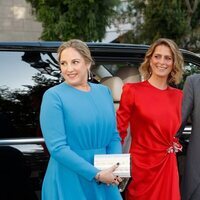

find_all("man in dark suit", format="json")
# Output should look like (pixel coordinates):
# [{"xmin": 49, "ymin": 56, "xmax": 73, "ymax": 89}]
[{"xmin": 178, "ymin": 74, "xmax": 200, "ymax": 200}]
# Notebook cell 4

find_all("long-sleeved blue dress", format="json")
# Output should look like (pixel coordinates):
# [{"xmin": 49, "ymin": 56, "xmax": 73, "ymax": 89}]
[{"xmin": 40, "ymin": 82, "xmax": 122, "ymax": 200}]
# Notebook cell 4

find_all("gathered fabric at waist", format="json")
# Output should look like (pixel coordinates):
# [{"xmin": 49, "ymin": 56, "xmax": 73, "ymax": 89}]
[
  {"xmin": 130, "ymin": 137, "xmax": 182, "ymax": 154},
  {"xmin": 72, "ymin": 147, "xmax": 107, "ymax": 164}
]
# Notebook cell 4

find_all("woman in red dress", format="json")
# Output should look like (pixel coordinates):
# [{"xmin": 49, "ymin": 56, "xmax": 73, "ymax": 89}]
[{"xmin": 117, "ymin": 38, "xmax": 184, "ymax": 200}]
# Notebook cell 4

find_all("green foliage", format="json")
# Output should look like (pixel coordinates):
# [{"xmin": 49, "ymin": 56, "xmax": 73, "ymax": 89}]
[
  {"xmin": 26, "ymin": 0, "xmax": 120, "ymax": 41},
  {"xmin": 143, "ymin": 1, "xmax": 187, "ymax": 43},
  {"xmin": 118, "ymin": 0, "xmax": 200, "ymax": 51},
  {"xmin": 181, "ymin": 1, "xmax": 200, "ymax": 51},
  {"xmin": 128, "ymin": 0, "xmax": 188, "ymax": 45}
]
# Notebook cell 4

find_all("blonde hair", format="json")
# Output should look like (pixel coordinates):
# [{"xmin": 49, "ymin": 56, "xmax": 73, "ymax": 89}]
[
  {"xmin": 139, "ymin": 38, "xmax": 184, "ymax": 84},
  {"xmin": 57, "ymin": 39, "xmax": 94, "ymax": 66}
]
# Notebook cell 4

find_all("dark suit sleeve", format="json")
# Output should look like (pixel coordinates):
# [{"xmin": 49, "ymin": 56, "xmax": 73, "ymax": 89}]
[{"xmin": 176, "ymin": 76, "xmax": 194, "ymax": 137}]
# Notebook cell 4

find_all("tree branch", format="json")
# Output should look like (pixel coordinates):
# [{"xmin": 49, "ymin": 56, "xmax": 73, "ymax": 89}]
[
  {"xmin": 185, "ymin": 0, "xmax": 200, "ymax": 14},
  {"xmin": 192, "ymin": 0, "xmax": 200, "ymax": 12},
  {"xmin": 185, "ymin": 0, "xmax": 192, "ymax": 14}
]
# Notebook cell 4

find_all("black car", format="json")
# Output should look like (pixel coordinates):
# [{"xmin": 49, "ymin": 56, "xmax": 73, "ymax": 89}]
[{"xmin": 0, "ymin": 42, "xmax": 199, "ymax": 199}]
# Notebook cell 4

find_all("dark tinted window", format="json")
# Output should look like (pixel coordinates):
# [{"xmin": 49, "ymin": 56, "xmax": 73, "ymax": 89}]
[
  {"xmin": 1, "ymin": 47, "xmax": 199, "ymax": 139},
  {"xmin": 0, "ymin": 51, "xmax": 59, "ymax": 139}
]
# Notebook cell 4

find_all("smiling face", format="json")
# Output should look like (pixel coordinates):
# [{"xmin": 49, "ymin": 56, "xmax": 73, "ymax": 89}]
[
  {"xmin": 59, "ymin": 47, "xmax": 90, "ymax": 89},
  {"xmin": 150, "ymin": 44, "xmax": 174, "ymax": 81}
]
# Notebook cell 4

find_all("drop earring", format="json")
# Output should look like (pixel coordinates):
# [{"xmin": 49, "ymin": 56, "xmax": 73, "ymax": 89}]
[
  {"xmin": 171, "ymin": 71, "xmax": 175, "ymax": 77},
  {"xmin": 88, "ymin": 69, "xmax": 92, "ymax": 80}
]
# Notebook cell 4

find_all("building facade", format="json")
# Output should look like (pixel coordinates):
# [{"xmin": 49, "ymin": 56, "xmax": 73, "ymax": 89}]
[
  {"xmin": 0, "ymin": 0, "xmax": 42, "ymax": 41},
  {"xmin": 0, "ymin": 0, "xmax": 134, "ymax": 42}
]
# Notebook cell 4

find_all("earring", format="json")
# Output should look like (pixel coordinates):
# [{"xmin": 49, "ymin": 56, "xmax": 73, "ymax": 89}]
[
  {"xmin": 171, "ymin": 71, "xmax": 175, "ymax": 77},
  {"xmin": 88, "ymin": 69, "xmax": 92, "ymax": 80},
  {"xmin": 148, "ymin": 68, "xmax": 152, "ymax": 77}
]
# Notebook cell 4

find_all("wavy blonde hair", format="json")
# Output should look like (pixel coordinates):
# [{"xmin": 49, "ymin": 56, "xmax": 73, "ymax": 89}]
[
  {"xmin": 57, "ymin": 39, "xmax": 94, "ymax": 66},
  {"xmin": 139, "ymin": 38, "xmax": 184, "ymax": 84}
]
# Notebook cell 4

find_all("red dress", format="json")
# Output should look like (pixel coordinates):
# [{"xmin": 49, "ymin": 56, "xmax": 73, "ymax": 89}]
[{"xmin": 117, "ymin": 81, "xmax": 182, "ymax": 200}]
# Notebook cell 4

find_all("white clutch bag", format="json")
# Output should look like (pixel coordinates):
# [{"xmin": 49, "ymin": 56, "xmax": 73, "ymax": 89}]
[{"xmin": 94, "ymin": 153, "xmax": 131, "ymax": 178}]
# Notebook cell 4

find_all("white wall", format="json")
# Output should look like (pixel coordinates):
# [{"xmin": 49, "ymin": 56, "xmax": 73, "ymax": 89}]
[
  {"xmin": 102, "ymin": 23, "xmax": 132, "ymax": 43},
  {"xmin": 0, "ymin": 0, "xmax": 42, "ymax": 41}
]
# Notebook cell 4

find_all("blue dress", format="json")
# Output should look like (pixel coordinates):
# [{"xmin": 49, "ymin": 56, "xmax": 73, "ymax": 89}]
[{"xmin": 40, "ymin": 82, "xmax": 122, "ymax": 200}]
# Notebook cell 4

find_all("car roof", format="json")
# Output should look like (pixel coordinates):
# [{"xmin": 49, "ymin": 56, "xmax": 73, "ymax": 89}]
[{"xmin": 0, "ymin": 41, "xmax": 199, "ymax": 66}]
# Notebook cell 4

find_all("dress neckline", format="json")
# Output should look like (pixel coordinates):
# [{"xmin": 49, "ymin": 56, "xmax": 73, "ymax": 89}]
[
  {"xmin": 145, "ymin": 80, "xmax": 169, "ymax": 91},
  {"xmin": 62, "ymin": 82, "xmax": 92, "ymax": 93}
]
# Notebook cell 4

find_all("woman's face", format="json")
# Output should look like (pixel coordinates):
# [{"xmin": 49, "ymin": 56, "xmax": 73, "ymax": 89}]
[
  {"xmin": 59, "ymin": 47, "xmax": 90, "ymax": 88},
  {"xmin": 150, "ymin": 44, "xmax": 173, "ymax": 80}
]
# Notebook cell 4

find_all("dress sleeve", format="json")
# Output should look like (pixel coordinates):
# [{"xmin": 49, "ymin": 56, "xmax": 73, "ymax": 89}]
[
  {"xmin": 117, "ymin": 84, "xmax": 134, "ymax": 144},
  {"xmin": 40, "ymin": 90, "xmax": 99, "ymax": 181},
  {"xmin": 106, "ymin": 127, "xmax": 122, "ymax": 154},
  {"xmin": 105, "ymin": 87, "xmax": 122, "ymax": 154},
  {"xmin": 176, "ymin": 76, "xmax": 194, "ymax": 137}
]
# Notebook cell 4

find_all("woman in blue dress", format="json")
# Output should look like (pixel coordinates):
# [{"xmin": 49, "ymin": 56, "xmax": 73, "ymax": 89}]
[{"xmin": 40, "ymin": 39, "xmax": 123, "ymax": 200}]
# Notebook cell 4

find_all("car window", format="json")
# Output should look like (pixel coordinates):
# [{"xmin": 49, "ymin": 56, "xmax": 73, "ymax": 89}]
[
  {"xmin": 0, "ymin": 51, "xmax": 59, "ymax": 139},
  {"xmin": 178, "ymin": 61, "xmax": 200, "ymax": 89},
  {"xmin": 0, "ymin": 47, "xmax": 199, "ymax": 140}
]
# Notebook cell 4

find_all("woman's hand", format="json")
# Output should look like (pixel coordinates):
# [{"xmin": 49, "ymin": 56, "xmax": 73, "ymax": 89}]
[{"xmin": 95, "ymin": 163, "xmax": 122, "ymax": 185}]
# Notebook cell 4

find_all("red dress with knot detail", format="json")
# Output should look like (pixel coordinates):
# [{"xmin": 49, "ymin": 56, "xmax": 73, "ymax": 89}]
[{"xmin": 117, "ymin": 81, "xmax": 182, "ymax": 200}]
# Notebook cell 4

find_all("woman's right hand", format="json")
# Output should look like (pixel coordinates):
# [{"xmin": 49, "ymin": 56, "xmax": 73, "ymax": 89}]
[{"xmin": 95, "ymin": 163, "xmax": 122, "ymax": 185}]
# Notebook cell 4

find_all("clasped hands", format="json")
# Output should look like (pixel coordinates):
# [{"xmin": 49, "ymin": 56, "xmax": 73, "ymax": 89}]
[{"xmin": 95, "ymin": 163, "xmax": 122, "ymax": 186}]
